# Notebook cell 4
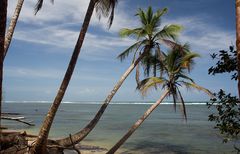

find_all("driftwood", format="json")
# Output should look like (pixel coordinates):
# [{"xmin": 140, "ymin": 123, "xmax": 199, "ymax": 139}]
[
  {"xmin": 0, "ymin": 132, "xmax": 28, "ymax": 154},
  {"xmin": 69, "ymin": 134, "xmax": 81, "ymax": 154},
  {"xmin": 1, "ymin": 131, "xmax": 38, "ymax": 139},
  {"xmin": 1, "ymin": 116, "xmax": 35, "ymax": 126},
  {"xmin": 0, "ymin": 131, "xmax": 107, "ymax": 154}
]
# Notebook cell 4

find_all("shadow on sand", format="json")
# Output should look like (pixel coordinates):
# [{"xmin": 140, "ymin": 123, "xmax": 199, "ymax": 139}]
[{"xmin": 122, "ymin": 140, "xmax": 190, "ymax": 154}]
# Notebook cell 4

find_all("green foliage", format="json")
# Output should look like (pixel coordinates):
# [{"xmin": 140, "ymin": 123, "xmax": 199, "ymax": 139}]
[
  {"xmin": 207, "ymin": 90, "xmax": 240, "ymax": 151},
  {"xmin": 208, "ymin": 90, "xmax": 240, "ymax": 139},
  {"xmin": 137, "ymin": 48, "xmax": 212, "ymax": 120},
  {"xmin": 208, "ymin": 46, "xmax": 240, "ymax": 153},
  {"xmin": 208, "ymin": 46, "xmax": 237, "ymax": 80},
  {"xmin": 118, "ymin": 6, "xmax": 183, "ymax": 82}
]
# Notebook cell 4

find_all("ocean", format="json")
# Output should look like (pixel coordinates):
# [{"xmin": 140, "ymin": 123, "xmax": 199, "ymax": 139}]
[{"xmin": 2, "ymin": 102, "xmax": 235, "ymax": 154}]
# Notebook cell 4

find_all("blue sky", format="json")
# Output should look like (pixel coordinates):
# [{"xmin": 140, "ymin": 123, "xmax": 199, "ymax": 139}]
[{"xmin": 4, "ymin": 0, "xmax": 236, "ymax": 101}]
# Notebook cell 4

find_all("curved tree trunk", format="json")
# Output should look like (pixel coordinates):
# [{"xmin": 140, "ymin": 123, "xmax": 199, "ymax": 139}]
[
  {"xmin": 31, "ymin": 0, "xmax": 96, "ymax": 153},
  {"xmin": 56, "ymin": 50, "xmax": 148, "ymax": 147},
  {"xmin": 4, "ymin": 0, "xmax": 24, "ymax": 58},
  {"xmin": 236, "ymin": 0, "xmax": 240, "ymax": 98},
  {"xmin": 107, "ymin": 89, "xmax": 169, "ymax": 154},
  {"xmin": 0, "ymin": 0, "xmax": 7, "ymax": 138}
]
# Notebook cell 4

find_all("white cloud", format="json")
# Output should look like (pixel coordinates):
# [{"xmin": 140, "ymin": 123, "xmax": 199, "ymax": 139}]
[
  {"xmin": 13, "ymin": 25, "xmax": 135, "ymax": 55},
  {"xmin": 4, "ymin": 66, "xmax": 115, "ymax": 82},
  {"xmin": 7, "ymin": 0, "xmax": 134, "ymax": 32},
  {"xmin": 7, "ymin": 0, "xmax": 88, "ymax": 24},
  {"xmin": 4, "ymin": 66, "xmax": 64, "ymax": 79},
  {"xmin": 163, "ymin": 17, "xmax": 235, "ymax": 55}
]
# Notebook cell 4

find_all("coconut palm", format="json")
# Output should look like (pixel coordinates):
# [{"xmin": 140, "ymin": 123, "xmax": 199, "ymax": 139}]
[
  {"xmin": 236, "ymin": 0, "xmax": 240, "ymax": 98},
  {"xmin": 107, "ymin": 47, "xmax": 214, "ymax": 153},
  {"xmin": 55, "ymin": 6, "xmax": 182, "ymax": 147},
  {"xmin": 31, "ymin": 0, "xmax": 118, "ymax": 153},
  {"xmin": 4, "ymin": 0, "xmax": 24, "ymax": 59},
  {"xmin": 0, "ymin": 0, "xmax": 7, "ymax": 133}
]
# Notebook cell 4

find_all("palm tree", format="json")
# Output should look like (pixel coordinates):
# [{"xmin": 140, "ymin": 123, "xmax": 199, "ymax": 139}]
[
  {"xmin": 0, "ymin": 0, "xmax": 7, "ymax": 134},
  {"xmin": 4, "ymin": 0, "xmax": 24, "ymax": 59},
  {"xmin": 56, "ymin": 6, "xmax": 182, "ymax": 147},
  {"xmin": 107, "ymin": 47, "xmax": 213, "ymax": 153},
  {"xmin": 31, "ymin": 0, "xmax": 118, "ymax": 153},
  {"xmin": 236, "ymin": 0, "xmax": 240, "ymax": 98}
]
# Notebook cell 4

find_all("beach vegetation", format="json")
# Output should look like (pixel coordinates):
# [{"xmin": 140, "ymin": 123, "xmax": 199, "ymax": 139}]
[
  {"xmin": 207, "ymin": 46, "xmax": 240, "ymax": 152},
  {"xmin": 107, "ymin": 45, "xmax": 213, "ymax": 153}
]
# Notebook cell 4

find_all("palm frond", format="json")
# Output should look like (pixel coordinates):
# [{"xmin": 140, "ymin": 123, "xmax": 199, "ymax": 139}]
[
  {"xmin": 155, "ymin": 46, "xmax": 166, "ymax": 77},
  {"xmin": 119, "ymin": 28, "xmax": 144, "ymax": 38},
  {"xmin": 182, "ymin": 52, "xmax": 200, "ymax": 63},
  {"xmin": 182, "ymin": 81, "xmax": 214, "ymax": 98},
  {"xmin": 176, "ymin": 74, "xmax": 195, "ymax": 83},
  {"xmin": 34, "ymin": 0, "xmax": 43, "ymax": 14},
  {"xmin": 155, "ymin": 8, "xmax": 168, "ymax": 18},
  {"xmin": 172, "ymin": 92, "xmax": 177, "ymax": 112},
  {"xmin": 117, "ymin": 40, "xmax": 143, "ymax": 62},
  {"xmin": 161, "ymin": 39, "xmax": 180, "ymax": 49},
  {"xmin": 146, "ymin": 6, "xmax": 153, "ymax": 24},
  {"xmin": 95, "ymin": 0, "xmax": 118, "ymax": 28},
  {"xmin": 135, "ymin": 61, "xmax": 140, "ymax": 86},
  {"xmin": 141, "ymin": 54, "xmax": 152, "ymax": 77},
  {"xmin": 34, "ymin": 0, "xmax": 54, "ymax": 15},
  {"xmin": 154, "ymin": 24, "xmax": 183, "ymax": 41},
  {"xmin": 177, "ymin": 87, "xmax": 187, "ymax": 121},
  {"xmin": 149, "ymin": 8, "xmax": 168, "ymax": 29},
  {"xmin": 137, "ymin": 77, "xmax": 166, "ymax": 96},
  {"xmin": 136, "ymin": 8, "xmax": 147, "ymax": 25},
  {"xmin": 181, "ymin": 52, "xmax": 200, "ymax": 71}
]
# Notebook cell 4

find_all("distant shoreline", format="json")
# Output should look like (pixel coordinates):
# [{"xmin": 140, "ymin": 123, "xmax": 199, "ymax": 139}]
[{"xmin": 3, "ymin": 101, "xmax": 208, "ymax": 105}]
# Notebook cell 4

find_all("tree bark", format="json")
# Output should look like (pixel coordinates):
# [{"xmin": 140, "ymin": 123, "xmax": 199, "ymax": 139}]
[
  {"xmin": 106, "ymin": 90, "xmax": 169, "ymax": 154},
  {"xmin": 56, "ymin": 50, "xmax": 148, "ymax": 147},
  {"xmin": 30, "ymin": 0, "xmax": 96, "ymax": 153},
  {"xmin": 0, "ymin": 0, "xmax": 7, "ymax": 142},
  {"xmin": 4, "ymin": 0, "xmax": 24, "ymax": 58},
  {"xmin": 236, "ymin": 0, "xmax": 240, "ymax": 98}
]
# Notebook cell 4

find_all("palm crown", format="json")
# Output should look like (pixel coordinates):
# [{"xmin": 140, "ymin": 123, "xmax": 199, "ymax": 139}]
[
  {"xmin": 137, "ymin": 46, "xmax": 213, "ymax": 119},
  {"xmin": 118, "ymin": 6, "xmax": 182, "ymax": 82}
]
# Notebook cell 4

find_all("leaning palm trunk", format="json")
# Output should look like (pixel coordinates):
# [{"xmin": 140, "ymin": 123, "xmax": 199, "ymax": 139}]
[
  {"xmin": 56, "ymin": 49, "xmax": 148, "ymax": 147},
  {"xmin": 0, "ymin": 0, "xmax": 7, "ymax": 138},
  {"xmin": 107, "ymin": 89, "xmax": 170, "ymax": 154},
  {"xmin": 31, "ymin": 0, "xmax": 96, "ymax": 153},
  {"xmin": 236, "ymin": 0, "xmax": 240, "ymax": 98},
  {"xmin": 4, "ymin": 0, "xmax": 24, "ymax": 58}
]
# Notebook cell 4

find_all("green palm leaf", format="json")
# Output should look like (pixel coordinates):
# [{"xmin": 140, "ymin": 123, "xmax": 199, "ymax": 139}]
[
  {"xmin": 177, "ymin": 87, "xmax": 187, "ymax": 121},
  {"xmin": 136, "ymin": 8, "xmax": 147, "ymax": 25},
  {"xmin": 154, "ymin": 25, "xmax": 183, "ymax": 41},
  {"xmin": 119, "ymin": 28, "xmax": 145, "ymax": 38},
  {"xmin": 181, "ymin": 81, "xmax": 214, "ymax": 97},
  {"xmin": 176, "ymin": 73, "xmax": 195, "ymax": 83},
  {"xmin": 181, "ymin": 52, "xmax": 200, "ymax": 70},
  {"xmin": 117, "ymin": 40, "xmax": 147, "ymax": 62},
  {"xmin": 137, "ymin": 77, "xmax": 166, "ymax": 96}
]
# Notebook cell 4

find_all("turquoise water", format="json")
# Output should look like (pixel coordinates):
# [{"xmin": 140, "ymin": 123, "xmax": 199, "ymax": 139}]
[{"xmin": 2, "ymin": 102, "xmax": 235, "ymax": 153}]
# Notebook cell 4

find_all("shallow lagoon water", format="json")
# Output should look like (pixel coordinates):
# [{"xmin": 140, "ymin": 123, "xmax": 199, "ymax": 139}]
[{"xmin": 2, "ymin": 102, "xmax": 234, "ymax": 153}]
